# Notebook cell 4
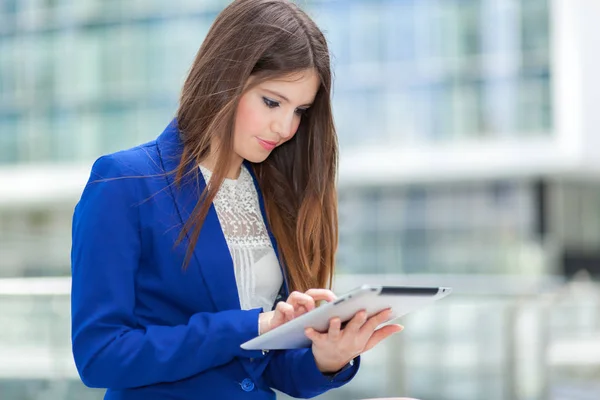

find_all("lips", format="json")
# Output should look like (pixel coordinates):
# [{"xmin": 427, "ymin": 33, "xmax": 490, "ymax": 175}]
[{"xmin": 257, "ymin": 137, "xmax": 278, "ymax": 151}]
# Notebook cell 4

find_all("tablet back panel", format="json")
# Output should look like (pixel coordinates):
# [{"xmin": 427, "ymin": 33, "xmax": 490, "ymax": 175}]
[{"xmin": 241, "ymin": 285, "xmax": 452, "ymax": 350}]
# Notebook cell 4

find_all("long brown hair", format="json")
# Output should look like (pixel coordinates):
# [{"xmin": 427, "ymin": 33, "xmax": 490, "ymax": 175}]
[{"xmin": 175, "ymin": 0, "xmax": 337, "ymax": 293}]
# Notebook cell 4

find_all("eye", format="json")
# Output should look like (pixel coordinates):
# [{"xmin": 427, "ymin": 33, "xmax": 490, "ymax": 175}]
[
  {"xmin": 262, "ymin": 97, "xmax": 280, "ymax": 109},
  {"xmin": 295, "ymin": 108, "xmax": 309, "ymax": 116}
]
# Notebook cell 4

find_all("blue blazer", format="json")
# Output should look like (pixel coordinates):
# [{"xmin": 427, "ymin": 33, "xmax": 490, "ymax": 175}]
[{"xmin": 70, "ymin": 120, "xmax": 359, "ymax": 399}]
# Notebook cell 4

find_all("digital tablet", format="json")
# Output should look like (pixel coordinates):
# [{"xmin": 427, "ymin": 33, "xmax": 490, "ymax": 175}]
[{"xmin": 241, "ymin": 284, "xmax": 452, "ymax": 350}]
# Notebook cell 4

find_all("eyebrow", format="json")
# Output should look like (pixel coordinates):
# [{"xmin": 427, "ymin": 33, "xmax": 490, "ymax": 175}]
[{"xmin": 262, "ymin": 89, "xmax": 313, "ymax": 108}]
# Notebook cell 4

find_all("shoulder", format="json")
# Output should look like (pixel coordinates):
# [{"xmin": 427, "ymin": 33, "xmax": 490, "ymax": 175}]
[
  {"xmin": 80, "ymin": 139, "xmax": 166, "ymax": 206},
  {"xmin": 89, "ymin": 139, "xmax": 162, "ymax": 180}
]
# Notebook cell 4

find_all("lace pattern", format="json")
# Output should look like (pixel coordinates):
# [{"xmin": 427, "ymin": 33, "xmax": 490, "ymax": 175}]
[{"xmin": 200, "ymin": 164, "xmax": 283, "ymax": 312}]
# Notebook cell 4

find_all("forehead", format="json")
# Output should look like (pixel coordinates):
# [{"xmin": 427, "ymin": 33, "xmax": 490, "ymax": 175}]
[{"xmin": 255, "ymin": 69, "xmax": 320, "ymax": 103}]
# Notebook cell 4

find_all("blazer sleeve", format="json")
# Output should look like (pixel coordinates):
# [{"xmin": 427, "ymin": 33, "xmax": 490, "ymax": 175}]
[
  {"xmin": 263, "ymin": 348, "xmax": 360, "ymax": 398},
  {"xmin": 70, "ymin": 154, "xmax": 265, "ymax": 390}
]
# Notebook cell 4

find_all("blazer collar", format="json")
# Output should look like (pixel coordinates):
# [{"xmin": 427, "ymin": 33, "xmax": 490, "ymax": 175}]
[{"xmin": 155, "ymin": 120, "xmax": 288, "ymax": 313}]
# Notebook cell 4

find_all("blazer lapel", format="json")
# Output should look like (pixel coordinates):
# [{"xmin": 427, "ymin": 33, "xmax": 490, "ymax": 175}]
[
  {"xmin": 156, "ymin": 120, "xmax": 278, "ymax": 381},
  {"xmin": 245, "ymin": 161, "xmax": 290, "ymax": 298},
  {"xmin": 156, "ymin": 120, "xmax": 240, "ymax": 312}
]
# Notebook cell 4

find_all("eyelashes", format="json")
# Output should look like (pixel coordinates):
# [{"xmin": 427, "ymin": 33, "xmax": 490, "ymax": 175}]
[
  {"xmin": 295, "ymin": 107, "xmax": 309, "ymax": 116},
  {"xmin": 262, "ymin": 97, "xmax": 309, "ymax": 116},
  {"xmin": 262, "ymin": 97, "xmax": 279, "ymax": 109}
]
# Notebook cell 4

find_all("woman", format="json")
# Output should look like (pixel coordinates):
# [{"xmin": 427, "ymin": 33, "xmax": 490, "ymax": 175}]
[{"xmin": 70, "ymin": 0, "xmax": 402, "ymax": 398}]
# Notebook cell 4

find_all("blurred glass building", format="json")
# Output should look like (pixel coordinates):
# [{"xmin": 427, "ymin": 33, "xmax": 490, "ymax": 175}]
[{"xmin": 1, "ymin": 0, "xmax": 600, "ymax": 399}]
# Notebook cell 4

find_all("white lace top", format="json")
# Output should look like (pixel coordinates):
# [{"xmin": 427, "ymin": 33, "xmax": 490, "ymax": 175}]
[{"xmin": 200, "ymin": 164, "xmax": 283, "ymax": 312}]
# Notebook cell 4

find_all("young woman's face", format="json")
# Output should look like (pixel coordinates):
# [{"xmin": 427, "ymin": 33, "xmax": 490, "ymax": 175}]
[{"xmin": 232, "ymin": 69, "xmax": 320, "ymax": 164}]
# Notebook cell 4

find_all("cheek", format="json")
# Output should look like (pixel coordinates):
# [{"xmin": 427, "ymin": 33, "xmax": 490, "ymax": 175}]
[
  {"xmin": 284, "ymin": 118, "xmax": 301, "ymax": 142},
  {"xmin": 235, "ymin": 96, "xmax": 265, "ymax": 138},
  {"xmin": 292, "ymin": 118, "xmax": 301, "ymax": 135}
]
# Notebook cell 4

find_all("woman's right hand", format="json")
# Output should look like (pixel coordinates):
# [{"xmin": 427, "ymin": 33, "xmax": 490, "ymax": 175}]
[{"xmin": 259, "ymin": 289, "xmax": 337, "ymax": 335}]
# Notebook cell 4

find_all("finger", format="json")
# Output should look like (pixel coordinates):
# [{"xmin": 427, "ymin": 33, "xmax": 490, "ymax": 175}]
[
  {"xmin": 363, "ymin": 324, "xmax": 403, "ymax": 352},
  {"xmin": 343, "ymin": 310, "xmax": 368, "ymax": 333},
  {"xmin": 328, "ymin": 317, "xmax": 342, "ymax": 341},
  {"xmin": 287, "ymin": 291, "xmax": 316, "ymax": 313},
  {"xmin": 275, "ymin": 301, "xmax": 295, "ymax": 322},
  {"xmin": 305, "ymin": 327, "xmax": 326, "ymax": 343},
  {"xmin": 360, "ymin": 308, "xmax": 393, "ymax": 334},
  {"xmin": 297, "ymin": 305, "xmax": 308, "ymax": 316},
  {"xmin": 304, "ymin": 289, "xmax": 337, "ymax": 304}
]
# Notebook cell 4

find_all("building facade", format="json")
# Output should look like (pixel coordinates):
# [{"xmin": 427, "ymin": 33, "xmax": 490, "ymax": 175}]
[{"xmin": 1, "ymin": 0, "xmax": 599, "ymax": 399}]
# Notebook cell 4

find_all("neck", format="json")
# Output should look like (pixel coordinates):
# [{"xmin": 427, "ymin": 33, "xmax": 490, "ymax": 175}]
[{"xmin": 200, "ymin": 153, "xmax": 244, "ymax": 180}]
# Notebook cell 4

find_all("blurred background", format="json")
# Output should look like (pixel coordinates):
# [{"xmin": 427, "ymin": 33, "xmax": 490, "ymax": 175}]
[{"xmin": 0, "ymin": 0, "xmax": 599, "ymax": 399}]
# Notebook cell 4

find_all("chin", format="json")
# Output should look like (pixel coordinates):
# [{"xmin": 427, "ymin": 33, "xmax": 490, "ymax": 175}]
[{"xmin": 243, "ymin": 152, "xmax": 271, "ymax": 164}]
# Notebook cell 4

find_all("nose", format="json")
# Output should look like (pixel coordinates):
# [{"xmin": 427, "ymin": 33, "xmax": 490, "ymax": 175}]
[{"xmin": 271, "ymin": 112, "xmax": 297, "ymax": 140}]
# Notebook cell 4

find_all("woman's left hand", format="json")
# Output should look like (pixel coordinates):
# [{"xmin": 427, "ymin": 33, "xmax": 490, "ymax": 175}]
[{"xmin": 304, "ymin": 309, "xmax": 403, "ymax": 374}]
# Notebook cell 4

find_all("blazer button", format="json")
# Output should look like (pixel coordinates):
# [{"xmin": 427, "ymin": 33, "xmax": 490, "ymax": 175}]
[{"xmin": 241, "ymin": 378, "xmax": 255, "ymax": 392}]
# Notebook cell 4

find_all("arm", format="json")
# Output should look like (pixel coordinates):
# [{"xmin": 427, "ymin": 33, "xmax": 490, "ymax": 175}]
[
  {"xmin": 71, "ymin": 155, "xmax": 264, "ymax": 390},
  {"xmin": 263, "ymin": 348, "xmax": 360, "ymax": 399}
]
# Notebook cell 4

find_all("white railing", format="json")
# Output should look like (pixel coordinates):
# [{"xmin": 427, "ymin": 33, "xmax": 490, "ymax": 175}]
[{"xmin": 0, "ymin": 275, "xmax": 599, "ymax": 400}]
